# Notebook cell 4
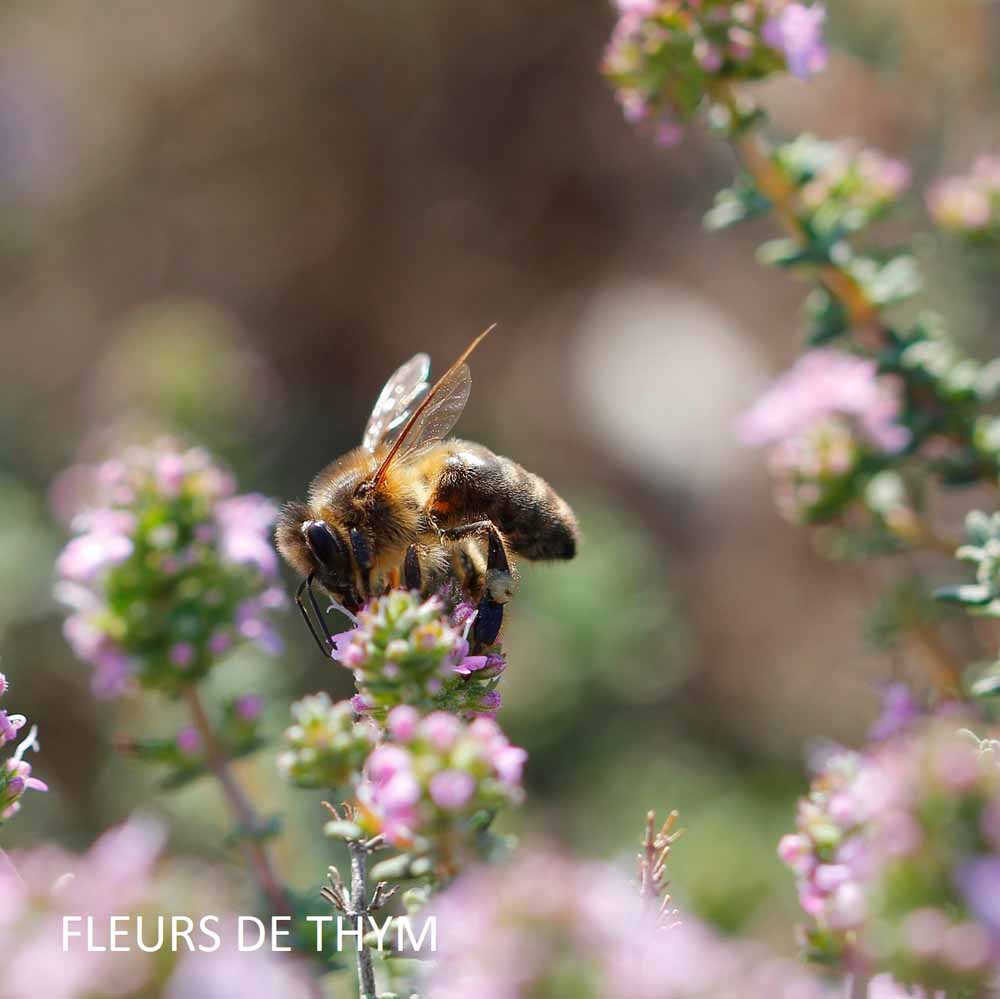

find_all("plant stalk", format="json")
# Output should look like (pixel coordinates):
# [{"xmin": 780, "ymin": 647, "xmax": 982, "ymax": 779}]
[
  {"xmin": 349, "ymin": 840, "xmax": 377, "ymax": 999},
  {"xmin": 181, "ymin": 685, "xmax": 291, "ymax": 918}
]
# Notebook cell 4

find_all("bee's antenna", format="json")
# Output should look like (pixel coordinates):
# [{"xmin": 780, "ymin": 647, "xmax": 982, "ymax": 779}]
[{"xmin": 295, "ymin": 574, "xmax": 333, "ymax": 658}]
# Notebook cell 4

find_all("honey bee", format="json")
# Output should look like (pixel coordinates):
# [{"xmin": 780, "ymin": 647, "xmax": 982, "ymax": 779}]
[{"xmin": 276, "ymin": 326, "xmax": 578, "ymax": 655}]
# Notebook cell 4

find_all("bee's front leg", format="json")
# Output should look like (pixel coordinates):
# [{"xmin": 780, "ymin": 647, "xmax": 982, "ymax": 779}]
[{"xmin": 441, "ymin": 520, "xmax": 514, "ymax": 648}]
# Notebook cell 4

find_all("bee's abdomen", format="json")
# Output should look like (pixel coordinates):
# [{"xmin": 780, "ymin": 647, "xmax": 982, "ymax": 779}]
[{"xmin": 431, "ymin": 441, "xmax": 578, "ymax": 561}]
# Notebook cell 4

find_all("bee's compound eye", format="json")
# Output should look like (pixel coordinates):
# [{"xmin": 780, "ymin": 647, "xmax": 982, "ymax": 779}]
[{"xmin": 303, "ymin": 520, "xmax": 343, "ymax": 570}]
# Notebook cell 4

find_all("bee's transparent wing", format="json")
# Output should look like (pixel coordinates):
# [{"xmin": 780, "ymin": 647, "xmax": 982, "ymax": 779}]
[
  {"xmin": 361, "ymin": 353, "xmax": 431, "ymax": 453},
  {"xmin": 371, "ymin": 324, "xmax": 493, "ymax": 487},
  {"xmin": 392, "ymin": 361, "xmax": 471, "ymax": 462}
]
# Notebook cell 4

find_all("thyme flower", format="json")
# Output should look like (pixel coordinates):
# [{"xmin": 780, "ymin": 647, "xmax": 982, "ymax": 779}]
[
  {"xmin": 358, "ymin": 711, "xmax": 526, "ymax": 874},
  {"xmin": 781, "ymin": 716, "xmax": 1000, "ymax": 989},
  {"xmin": 0, "ymin": 675, "xmax": 47, "ymax": 822},
  {"xmin": 277, "ymin": 693, "xmax": 378, "ymax": 789},
  {"xmin": 603, "ymin": 0, "xmax": 828, "ymax": 145},
  {"xmin": 331, "ymin": 589, "xmax": 506, "ymax": 720},
  {"xmin": 54, "ymin": 442, "xmax": 284, "ymax": 696}
]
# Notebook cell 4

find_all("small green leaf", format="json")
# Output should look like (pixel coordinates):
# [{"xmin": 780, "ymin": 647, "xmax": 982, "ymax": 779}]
[
  {"xmin": 323, "ymin": 819, "xmax": 363, "ymax": 841},
  {"xmin": 704, "ymin": 176, "xmax": 770, "ymax": 231},
  {"xmin": 933, "ymin": 583, "xmax": 993, "ymax": 605},
  {"xmin": 805, "ymin": 289, "xmax": 849, "ymax": 345},
  {"xmin": 370, "ymin": 853, "xmax": 415, "ymax": 882},
  {"xmin": 971, "ymin": 673, "xmax": 1000, "ymax": 697},
  {"xmin": 757, "ymin": 238, "xmax": 831, "ymax": 269}
]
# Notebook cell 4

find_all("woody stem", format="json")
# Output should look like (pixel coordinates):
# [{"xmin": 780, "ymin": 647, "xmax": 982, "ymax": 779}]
[
  {"xmin": 349, "ymin": 840, "xmax": 377, "ymax": 999},
  {"xmin": 181, "ymin": 685, "xmax": 291, "ymax": 917}
]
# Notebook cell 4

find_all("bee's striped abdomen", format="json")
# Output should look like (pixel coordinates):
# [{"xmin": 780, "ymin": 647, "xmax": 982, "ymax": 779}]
[{"xmin": 431, "ymin": 441, "xmax": 578, "ymax": 561}]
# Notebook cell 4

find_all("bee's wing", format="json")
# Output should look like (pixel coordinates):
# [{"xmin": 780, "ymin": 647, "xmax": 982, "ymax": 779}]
[
  {"xmin": 371, "ymin": 324, "xmax": 494, "ymax": 487},
  {"xmin": 391, "ymin": 361, "xmax": 471, "ymax": 462},
  {"xmin": 361, "ymin": 353, "xmax": 431, "ymax": 453}
]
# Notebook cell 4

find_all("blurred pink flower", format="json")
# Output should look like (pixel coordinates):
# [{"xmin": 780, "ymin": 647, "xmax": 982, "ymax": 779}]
[
  {"xmin": 164, "ymin": 937, "xmax": 315, "ymax": 999},
  {"xmin": 429, "ymin": 770, "xmax": 476, "ymax": 810},
  {"xmin": 175, "ymin": 727, "xmax": 202, "ymax": 755},
  {"xmin": 927, "ymin": 175, "xmax": 992, "ymax": 232},
  {"xmin": 422, "ymin": 848, "xmax": 823, "ymax": 999},
  {"xmin": 234, "ymin": 693, "xmax": 264, "ymax": 721},
  {"xmin": 387, "ymin": 704, "xmax": 420, "ymax": 742},
  {"xmin": 765, "ymin": 3, "xmax": 827, "ymax": 78},
  {"xmin": 738, "ymin": 349, "xmax": 910, "ymax": 453},
  {"xmin": 215, "ymin": 493, "xmax": 280, "ymax": 578}
]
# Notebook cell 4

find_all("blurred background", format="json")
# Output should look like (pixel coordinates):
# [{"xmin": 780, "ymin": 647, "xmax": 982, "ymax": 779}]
[{"xmin": 0, "ymin": 0, "xmax": 998, "ymax": 958}]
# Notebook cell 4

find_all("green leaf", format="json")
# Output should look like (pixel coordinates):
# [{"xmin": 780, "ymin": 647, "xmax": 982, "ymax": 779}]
[
  {"xmin": 933, "ymin": 583, "xmax": 993, "ymax": 606},
  {"xmin": 159, "ymin": 765, "xmax": 208, "ymax": 791},
  {"xmin": 971, "ymin": 672, "xmax": 1000, "ymax": 697},
  {"xmin": 804, "ymin": 289, "xmax": 849, "ymax": 345},
  {"xmin": 757, "ymin": 238, "xmax": 831, "ymax": 269},
  {"xmin": 323, "ymin": 819, "xmax": 363, "ymax": 842},
  {"xmin": 370, "ymin": 852, "xmax": 418, "ymax": 882},
  {"xmin": 704, "ymin": 176, "xmax": 770, "ymax": 231},
  {"xmin": 853, "ymin": 254, "xmax": 922, "ymax": 306}
]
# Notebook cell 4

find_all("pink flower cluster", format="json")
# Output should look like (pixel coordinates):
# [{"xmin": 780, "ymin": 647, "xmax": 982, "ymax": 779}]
[
  {"xmin": 778, "ymin": 746, "xmax": 871, "ymax": 957},
  {"xmin": 54, "ymin": 442, "xmax": 284, "ymax": 696},
  {"xmin": 0, "ymin": 816, "xmax": 313, "ymax": 998},
  {"xmin": 780, "ymin": 714, "xmax": 1000, "ymax": 991},
  {"xmin": 360, "ymin": 708, "xmax": 526, "ymax": 864},
  {"xmin": 785, "ymin": 139, "xmax": 911, "ymax": 231},
  {"xmin": 604, "ymin": 0, "xmax": 827, "ymax": 146},
  {"xmin": 927, "ymin": 156, "xmax": 1000, "ymax": 236},
  {"xmin": 0, "ymin": 673, "xmax": 47, "ymax": 822},
  {"xmin": 738, "ymin": 350, "xmax": 910, "ymax": 520},
  {"xmin": 332, "ymin": 589, "xmax": 506, "ymax": 719},
  {"xmin": 421, "ymin": 848, "xmax": 823, "ymax": 998},
  {"xmin": 762, "ymin": 2, "xmax": 827, "ymax": 78}
]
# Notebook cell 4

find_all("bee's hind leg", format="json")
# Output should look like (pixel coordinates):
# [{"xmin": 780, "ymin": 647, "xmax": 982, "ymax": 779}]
[
  {"xmin": 441, "ymin": 520, "xmax": 515, "ymax": 605},
  {"xmin": 404, "ymin": 544, "xmax": 422, "ymax": 591},
  {"xmin": 441, "ymin": 520, "xmax": 514, "ymax": 648}
]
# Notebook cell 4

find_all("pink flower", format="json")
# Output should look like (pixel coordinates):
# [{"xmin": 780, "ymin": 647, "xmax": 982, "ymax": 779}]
[
  {"xmin": 429, "ymin": 770, "xmax": 476, "ymax": 810},
  {"xmin": 765, "ymin": 3, "xmax": 827, "ymax": 78},
  {"xmin": 493, "ymin": 746, "xmax": 527, "ymax": 786},
  {"xmin": 451, "ymin": 654, "xmax": 489, "ymax": 676},
  {"xmin": 215, "ymin": 494, "xmax": 279, "ymax": 578},
  {"xmin": 901, "ymin": 908, "xmax": 950, "ymax": 960},
  {"xmin": 826, "ymin": 881, "xmax": 866, "ymax": 930},
  {"xmin": 175, "ymin": 727, "xmax": 202, "ymax": 755},
  {"xmin": 813, "ymin": 863, "xmax": 851, "ymax": 893},
  {"xmin": 350, "ymin": 692, "xmax": 372, "ymax": 713},
  {"xmin": 234, "ymin": 694, "xmax": 263, "ymax": 721},
  {"xmin": 387, "ymin": 705, "xmax": 419, "ymax": 742},
  {"xmin": 155, "ymin": 453, "xmax": 187, "ymax": 495},
  {"xmin": 56, "ymin": 532, "xmax": 133, "ymax": 583},
  {"xmin": 366, "ymin": 744, "xmax": 411, "ymax": 784},
  {"xmin": 778, "ymin": 833, "xmax": 814, "ymax": 875},
  {"xmin": 738, "ymin": 349, "xmax": 910, "ymax": 454},
  {"xmin": 208, "ymin": 630, "xmax": 232, "ymax": 656},
  {"xmin": 956, "ymin": 857, "xmax": 1000, "ymax": 934},
  {"xmin": 169, "ymin": 642, "xmax": 195, "ymax": 668},
  {"xmin": 420, "ymin": 711, "xmax": 462, "ymax": 752},
  {"xmin": 927, "ymin": 176, "xmax": 992, "ymax": 231},
  {"xmin": 380, "ymin": 771, "xmax": 421, "ymax": 816},
  {"xmin": 0, "ymin": 710, "xmax": 25, "ymax": 746}
]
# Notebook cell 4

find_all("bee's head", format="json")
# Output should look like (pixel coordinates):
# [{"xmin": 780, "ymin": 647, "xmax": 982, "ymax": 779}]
[{"xmin": 275, "ymin": 502, "xmax": 361, "ymax": 609}]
